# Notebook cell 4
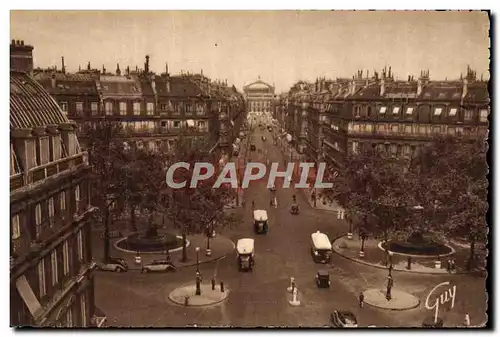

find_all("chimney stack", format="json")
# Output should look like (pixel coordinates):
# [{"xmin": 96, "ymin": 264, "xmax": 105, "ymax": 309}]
[
  {"xmin": 126, "ymin": 66, "xmax": 130, "ymax": 76},
  {"xmin": 87, "ymin": 62, "xmax": 91, "ymax": 70},
  {"xmin": 10, "ymin": 39, "xmax": 34, "ymax": 73},
  {"xmin": 462, "ymin": 78, "xmax": 468, "ymax": 100},
  {"xmin": 51, "ymin": 73, "xmax": 56, "ymax": 88},
  {"xmin": 380, "ymin": 77, "xmax": 385, "ymax": 96},
  {"xmin": 61, "ymin": 56, "xmax": 66, "ymax": 74},
  {"xmin": 145, "ymin": 55, "xmax": 150, "ymax": 74},
  {"xmin": 116, "ymin": 63, "xmax": 121, "ymax": 76}
]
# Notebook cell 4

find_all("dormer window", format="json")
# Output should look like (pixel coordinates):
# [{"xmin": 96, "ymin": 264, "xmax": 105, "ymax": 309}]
[
  {"xmin": 379, "ymin": 107, "xmax": 387, "ymax": 114},
  {"xmin": 393, "ymin": 107, "xmax": 400, "ymax": 115},
  {"xmin": 434, "ymin": 108, "xmax": 443, "ymax": 116},
  {"xmin": 76, "ymin": 102, "xmax": 84, "ymax": 116},
  {"xmin": 406, "ymin": 107, "xmax": 414, "ymax": 115},
  {"xmin": 60, "ymin": 102, "xmax": 68, "ymax": 115},
  {"xmin": 449, "ymin": 108, "xmax": 458, "ymax": 117}
]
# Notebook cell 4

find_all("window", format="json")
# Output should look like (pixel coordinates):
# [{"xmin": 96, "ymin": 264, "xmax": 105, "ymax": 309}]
[
  {"xmin": 12, "ymin": 214, "xmax": 20, "ymax": 240},
  {"xmin": 406, "ymin": 107, "xmax": 414, "ymax": 115},
  {"xmin": 391, "ymin": 124, "xmax": 399, "ymax": 133},
  {"xmin": 353, "ymin": 123, "xmax": 360, "ymax": 132},
  {"xmin": 51, "ymin": 250, "xmax": 58, "ymax": 286},
  {"xmin": 379, "ymin": 107, "xmax": 387, "ymax": 114},
  {"xmin": 133, "ymin": 102, "xmax": 141, "ymax": 115},
  {"xmin": 161, "ymin": 121, "xmax": 168, "ymax": 128},
  {"xmin": 119, "ymin": 102, "xmax": 127, "ymax": 115},
  {"xmin": 37, "ymin": 137, "xmax": 50, "ymax": 165},
  {"xmin": 60, "ymin": 191, "xmax": 66, "ymax": 211},
  {"xmin": 105, "ymin": 102, "xmax": 113, "ymax": 115},
  {"xmin": 35, "ymin": 203, "xmax": 42, "ymax": 237},
  {"xmin": 352, "ymin": 142, "xmax": 359, "ymax": 154},
  {"xmin": 354, "ymin": 106, "xmax": 361, "ymax": 117},
  {"xmin": 160, "ymin": 104, "xmax": 167, "ymax": 111},
  {"xmin": 60, "ymin": 102, "xmax": 68, "ymax": 115},
  {"xmin": 91, "ymin": 102, "xmax": 99, "ymax": 115},
  {"xmin": 480, "ymin": 109, "xmax": 489, "ymax": 122},
  {"xmin": 81, "ymin": 295, "xmax": 87, "ymax": 328},
  {"xmin": 75, "ymin": 102, "xmax": 84, "ymax": 116},
  {"xmin": 419, "ymin": 125, "xmax": 427, "ymax": 134},
  {"xmin": 390, "ymin": 144, "xmax": 397, "ymax": 155},
  {"xmin": 464, "ymin": 109, "xmax": 473, "ymax": 121},
  {"xmin": 404, "ymin": 125, "xmax": 412, "ymax": 134},
  {"xmin": 434, "ymin": 108, "xmax": 442, "ymax": 116},
  {"xmin": 197, "ymin": 121, "xmax": 206, "ymax": 128},
  {"xmin": 63, "ymin": 241, "xmax": 70, "ymax": 275},
  {"xmin": 377, "ymin": 124, "xmax": 386, "ymax": 132},
  {"xmin": 392, "ymin": 107, "xmax": 400, "ymax": 114},
  {"xmin": 75, "ymin": 185, "xmax": 81, "ymax": 202},
  {"xmin": 448, "ymin": 127, "xmax": 456, "ymax": 135},
  {"xmin": 47, "ymin": 197, "xmax": 55, "ymax": 218},
  {"xmin": 173, "ymin": 121, "xmax": 180, "ymax": 128},
  {"xmin": 403, "ymin": 145, "xmax": 410, "ymax": 155},
  {"xmin": 432, "ymin": 126, "xmax": 441, "ymax": 134},
  {"xmin": 38, "ymin": 260, "xmax": 46, "ymax": 297},
  {"xmin": 449, "ymin": 108, "xmax": 458, "ymax": 117},
  {"xmin": 147, "ymin": 102, "xmax": 154, "ymax": 115},
  {"xmin": 77, "ymin": 230, "xmax": 83, "ymax": 261}
]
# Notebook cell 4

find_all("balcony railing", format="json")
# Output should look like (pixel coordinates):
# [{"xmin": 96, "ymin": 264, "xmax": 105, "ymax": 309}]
[
  {"xmin": 122, "ymin": 127, "xmax": 210, "ymax": 136},
  {"xmin": 10, "ymin": 153, "xmax": 86, "ymax": 192}
]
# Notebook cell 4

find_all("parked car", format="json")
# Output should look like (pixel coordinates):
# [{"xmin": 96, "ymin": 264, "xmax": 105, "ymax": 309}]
[
  {"xmin": 330, "ymin": 310, "xmax": 358, "ymax": 328},
  {"xmin": 250, "ymin": 144, "xmax": 256, "ymax": 151},
  {"xmin": 261, "ymin": 136, "xmax": 267, "ymax": 141},
  {"xmin": 141, "ymin": 259, "xmax": 176, "ymax": 273},
  {"xmin": 96, "ymin": 257, "xmax": 129, "ymax": 273}
]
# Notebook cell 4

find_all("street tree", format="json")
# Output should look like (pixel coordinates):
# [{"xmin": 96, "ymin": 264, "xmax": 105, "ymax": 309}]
[
  {"xmin": 85, "ymin": 121, "xmax": 128, "ymax": 261},
  {"xmin": 165, "ymin": 137, "xmax": 235, "ymax": 262},
  {"xmin": 412, "ymin": 135, "xmax": 489, "ymax": 269}
]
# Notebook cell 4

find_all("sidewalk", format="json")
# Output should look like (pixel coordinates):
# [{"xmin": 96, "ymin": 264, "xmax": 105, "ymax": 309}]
[{"xmin": 93, "ymin": 233, "xmax": 235, "ymax": 270}]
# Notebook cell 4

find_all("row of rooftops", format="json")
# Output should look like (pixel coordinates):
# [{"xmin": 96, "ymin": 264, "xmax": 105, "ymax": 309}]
[
  {"xmin": 31, "ymin": 55, "xmax": 244, "ymax": 102},
  {"xmin": 281, "ymin": 66, "xmax": 489, "ymax": 104}
]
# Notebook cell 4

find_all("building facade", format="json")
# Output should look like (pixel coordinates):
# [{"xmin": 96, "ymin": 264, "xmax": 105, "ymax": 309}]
[
  {"xmin": 276, "ymin": 67, "xmax": 490, "ymax": 176},
  {"xmin": 244, "ymin": 77, "xmax": 275, "ymax": 113},
  {"xmin": 10, "ymin": 41, "xmax": 103, "ymax": 327},
  {"xmin": 33, "ymin": 57, "xmax": 245, "ymax": 156}
]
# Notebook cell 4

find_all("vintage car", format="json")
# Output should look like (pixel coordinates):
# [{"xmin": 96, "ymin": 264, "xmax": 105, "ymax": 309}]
[
  {"xmin": 96, "ymin": 257, "xmax": 129, "ymax": 273},
  {"xmin": 330, "ymin": 310, "xmax": 358, "ymax": 328},
  {"xmin": 315, "ymin": 270, "xmax": 330, "ymax": 288},
  {"xmin": 261, "ymin": 136, "xmax": 267, "ymax": 141},
  {"xmin": 236, "ymin": 238, "xmax": 255, "ymax": 271},
  {"xmin": 141, "ymin": 259, "xmax": 176, "ymax": 273},
  {"xmin": 422, "ymin": 316, "xmax": 444, "ymax": 327},
  {"xmin": 311, "ymin": 231, "xmax": 332, "ymax": 263},
  {"xmin": 253, "ymin": 210, "xmax": 269, "ymax": 234},
  {"xmin": 291, "ymin": 202, "xmax": 299, "ymax": 215}
]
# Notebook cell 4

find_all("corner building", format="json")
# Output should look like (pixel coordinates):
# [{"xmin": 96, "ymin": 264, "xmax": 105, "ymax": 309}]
[{"xmin": 10, "ymin": 40, "xmax": 104, "ymax": 327}]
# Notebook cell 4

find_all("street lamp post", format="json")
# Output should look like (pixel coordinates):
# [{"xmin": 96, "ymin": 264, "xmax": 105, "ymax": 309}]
[
  {"xmin": 206, "ymin": 222, "xmax": 213, "ymax": 256},
  {"xmin": 195, "ymin": 247, "xmax": 201, "ymax": 295}
]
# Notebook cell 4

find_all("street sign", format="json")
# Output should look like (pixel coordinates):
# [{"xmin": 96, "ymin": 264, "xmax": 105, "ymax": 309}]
[{"xmin": 425, "ymin": 281, "xmax": 456, "ymax": 324}]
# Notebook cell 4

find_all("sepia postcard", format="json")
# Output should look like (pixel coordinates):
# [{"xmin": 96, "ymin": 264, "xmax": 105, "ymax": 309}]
[{"xmin": 9, "ymin": 10, "xmax": 490, "ymax": 329}]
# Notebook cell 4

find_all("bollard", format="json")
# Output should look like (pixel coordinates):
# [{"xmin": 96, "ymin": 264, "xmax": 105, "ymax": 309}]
[
  {"xmin": 184, "ymin": 295, "xmax": 189, "ymax": 306},
  {"xmin": 220, "ymin": 281, "xmax": 224, "ymax": 293},
  {"xmin": 212, "ymin": 278, "xmax": 216, "ymax": 291}
]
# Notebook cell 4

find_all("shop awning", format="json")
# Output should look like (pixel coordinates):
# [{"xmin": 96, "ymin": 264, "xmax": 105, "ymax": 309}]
[
  {"xmin": 186, "ymin": 119, "xmax": 195, "ymax": 127},
  {"xmin": 16, "ymin": 275, "xmax": 42, "ymax": 318}
]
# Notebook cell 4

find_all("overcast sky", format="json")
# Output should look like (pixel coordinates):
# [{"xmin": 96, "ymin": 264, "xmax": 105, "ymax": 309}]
[{"xmin": 10, "ymin": 10, "xmax": 490, "ymax": 92}]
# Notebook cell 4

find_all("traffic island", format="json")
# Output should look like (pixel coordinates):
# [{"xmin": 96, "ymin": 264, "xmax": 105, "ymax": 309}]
[
  {"xmin": 168, "ymin": 284, "xmax": 229, "ymax": 307},
  {"xmin": 362, "ymin": 288, "xmax": 420, "ymax": 311},
  {"xmin": 332, "ymin": 235, "xmax": 472, "ymax": 275}
]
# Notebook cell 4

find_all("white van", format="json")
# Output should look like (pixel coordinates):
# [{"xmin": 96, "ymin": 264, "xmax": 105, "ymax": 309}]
[
  {"xmin": 311, "ymin": 231, "xmax": 332, "ymax": 263},
  {"xmin": 253, "ymin": 210, "xmax": 268, "ymax": 234}
]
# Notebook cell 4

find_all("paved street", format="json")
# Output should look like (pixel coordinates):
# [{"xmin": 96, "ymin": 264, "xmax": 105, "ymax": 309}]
[{"xmin": 95, "ymin": 125, "xmax": 487, "ymax": 328}]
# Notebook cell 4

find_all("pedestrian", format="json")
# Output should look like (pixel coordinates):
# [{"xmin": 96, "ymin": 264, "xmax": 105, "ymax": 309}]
[
  {"xmin": 252, "ymin": 200, "xmax": 255, "ymax": 209},
  {"xmin": 451, "ymin": 259, "xmax": 456, "ymax": 273},
  {"xmin": 464, "ymin": 313, "xmax": 470, "ymax": 327},
  {"xmin": 359, "ymin": 292, "xmax": 364, "ymax": 308}
]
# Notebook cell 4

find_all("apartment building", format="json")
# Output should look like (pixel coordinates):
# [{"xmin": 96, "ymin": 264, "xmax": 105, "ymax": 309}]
[{"xmin": 10, "ymin": 41, "xmax": 103, "ymax": 327}]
